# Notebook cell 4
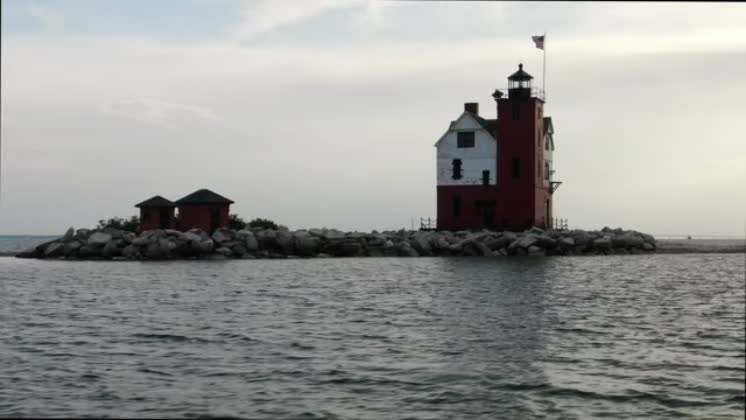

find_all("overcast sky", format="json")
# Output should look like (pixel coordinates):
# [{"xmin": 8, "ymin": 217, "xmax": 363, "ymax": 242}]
[{"xmin": 2, "ymin": 1, "xmax": 745, "ymax": 236}]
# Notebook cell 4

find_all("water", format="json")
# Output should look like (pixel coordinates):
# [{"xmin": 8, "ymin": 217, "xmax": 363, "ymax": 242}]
[
  {"xmin": 0, "ymin": 236, "xmax": 57, "ymax": 254},
  {"xmin": 1, "ymin": 255, "xmax": 743, "ymax": 419}
]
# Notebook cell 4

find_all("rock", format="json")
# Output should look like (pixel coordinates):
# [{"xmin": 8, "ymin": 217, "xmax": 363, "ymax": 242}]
[
  {"xmin": 528, "ymin": 226, "xmax": 545, "ymax": 235},
  {"xmin": 75, "ymin": 228, "xmax": 91, "ymax": 239},
  {"xmin": 593, "ymin": 236, "xmax": 613, "ymax": 250},
  {"xmin": 88, "ymin": 232, "xmax": 113, "ymax": 246},
  {"xmin": 498, "ymin": 247, "xmax": 508, "ymax": 256},
  {"xmin": 132, "ymin": 234, "xmax": 151, "ymax": 246},
  {"xmin": 509, "ymin": 234, "xmax": 538, "ymax": 250},
  {"xmin": 397, "ymin": 242, "xmax": 419, "ymax": 257},
  {"xmin": 276, "ymin": 230, "xmax": 295, "ymax": 254},
  {"xmin": 204, "ymin": 254, "xmax": 227, "ymax": 260},
  {"xmin": 216, "ymin": 247, "xmax": 233, "ymax": 257},
  {"xmin": 431, "ymin": 235, "xmax": 450, "ymax": 250},
  {"xmin": 78, "ymin": 245, "xmax": 100, "ymax": 257},
  {"xmin": 447, "ymin": 243, "xmax": 463, "ymax": 253},
  {"xmin": 102, "ymin": 227, "xmax": 124, "ymax": 240},
  {"xmin": 63, "ymin": 241, "xmax": 82, "ymax": 256},
  {"xmin": 44, "ymin": 242, "xmax": 65, "ymax": 257},
  {"xmin": 122, "ymin": 244, "xmax": 139, "ymax": 260},
  {"xmin": 323, "ymin": 229, "xmax": 346, "ymax": 240},
  {"xmin": 411, "ymin": 232, "xmax": 432, "ymax": 256},
  {"xmin": 212, "ymin": 229, "xmax": 231, "ymax": 244},
  {"xmin": 571, "ymin": 231, "xmax": 592, "ymax": 246},
  {"xmin": 256, "ymin": 229, "xmax": 278, "ymax": 250},
  {"xmin": 145, "ymin": 243, "xmax": 168, "ymax": 259},
  {"xmin": 231, "ymin": 244, "xmax": 248, "ymax": 257},
  {"xmin": 534, "ymin": 234, "xmax": 557, "ymax": 248},
  {"xmin": 184, "ymin": 232, "xmax": 202, "ymax": 243},
  {"xmin": 461, "ymin": 240, "xmax": 491, "ymax": 256},
  {"xmin": 559, "ymin": 237, "xmax": 575, "ymax": 248},
  {"xmin": 328, "ymin": 240, "xmax": 362, "ymax": 257},
  {"xmin": 527, "ymin": 245, "xmax": 546, "ymax": 256},
  {"xmin": 640, "ymin": 233, "xmax": 656, "ymax": 246},
  {"xmin": 158, "ymin": 238, "xmax": 177, "ymax": 252},
  {"xmin": 643, "ymin": 243, "xmax": 654, "ymax": 251},
  {"xmin": 103, "ymin": 239, "xmax": 124, "ymax": 258},
  {"xmin": 122, "ymin": 232, "xmax": 136, "ymax": 243},
  {"xmin": 62, "ymin": 227, "xmax": 75, "ymax": 242},
  {"xmin": 198, "ymin": 239, "xmax": 214, "ymax": 254},
  {"xmin": 383, "ymin": 240, "xmax": 395, "ymax": 248},
  {"xmin": 294, "ymin": 235, "xmax": 320, "ymax": 257},
  {"xmin": 317, "ymin": 253, "xmax": 332, "ymax": 258}
]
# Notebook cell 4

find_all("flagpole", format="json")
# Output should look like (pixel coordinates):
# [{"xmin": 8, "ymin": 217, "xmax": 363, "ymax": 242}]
[{"xmin": 543, "ymin": 32, "xmax": 546, "ymax": 101}]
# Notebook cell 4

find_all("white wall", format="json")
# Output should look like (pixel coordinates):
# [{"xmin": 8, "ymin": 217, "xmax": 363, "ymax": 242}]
[
  {"xmin": 435, "ymin": 113, "xmax": 497, "ymax": 186},
  {"xmin": 544, "ymin": 132, "xmax": 554, "ymax": 186}
]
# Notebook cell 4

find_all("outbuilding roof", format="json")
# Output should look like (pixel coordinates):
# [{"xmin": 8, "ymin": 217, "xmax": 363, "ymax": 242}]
[
  {"xmin": 135, "ymin": 195, "xmax": 176, "ymax": 208},
  {"xmin": 175, "ymin": 189, "xmax": 235, "ymax": 205}
]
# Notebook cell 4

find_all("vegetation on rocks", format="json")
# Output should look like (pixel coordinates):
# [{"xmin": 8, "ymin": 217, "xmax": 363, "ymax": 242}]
[
  {"xmin": 17, "ymin": 225, "xmax": 658, "ymax": 261},
  {"xmin": 96, "ymin": 216, "xmax": 140, "ymax": 232}
]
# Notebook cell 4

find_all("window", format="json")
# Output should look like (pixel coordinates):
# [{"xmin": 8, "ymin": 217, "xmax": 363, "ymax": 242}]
[
  {"xmin": 457, "ymin": 131, "xmax": 475, "ymax": 148},
  {"xmin": 482, "ymin": 170, "xmax": 490, "ymax": 186},
  {"xmin": 537, "ymin": 128, "xmax": 541, "ymax": 147},
  {"xmin": 545, "ymin": 135, "xmax": 549, "ymax": 150},
  {"xmin": 544, "ymin": 161, "xmax": 550, "ymax": 180},
  {"xmin": 538, "ymin": 159, "xmax": 541, "ymax": 177},
  {"xmin": 512, "ymin": 102, "xmax": 520, "ymax": 120},
  {"xmin": 453, "ymin": 195, "xmax": 461, "ymax": 217},
  {"xmin": 452, "ymin": 159, "xmax": 463, "ymax": 180},
  {"xmin": 511, "ymin": 157, "xmax": 520, "ymax": 179}
]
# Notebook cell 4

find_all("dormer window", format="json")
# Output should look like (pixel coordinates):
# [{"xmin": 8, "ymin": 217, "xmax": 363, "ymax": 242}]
[{"xmin": 457, "ymin": 132, "xmax": 475, "ymax": 148}]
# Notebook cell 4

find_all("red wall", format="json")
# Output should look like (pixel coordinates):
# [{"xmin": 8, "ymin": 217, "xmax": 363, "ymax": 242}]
[
  {"xmin": 175, "ymin": 205, "xmax": 230, "ymax": 232},
  {"xmin": 436, "ymin": 95, "xmax": 553, "ymax": 232},
  {"xmin": 495, "ymin": 96, "xmax": 551, "ymax": 230},
  {"xmin": 139, "ymin": 207, "xmax": 175, "ymax": 231},
  {"xmin": 437, "ymin": 185, "xmax": 501, "ymax": 231}
]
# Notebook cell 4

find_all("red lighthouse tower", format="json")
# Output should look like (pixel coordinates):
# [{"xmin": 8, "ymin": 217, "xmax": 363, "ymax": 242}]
[
  {"xmin": 435, "ymin": 63, "xmax": 559, "ymax": 232},
  {"xmin": 494, "ymin": 63, "xmax": 554, "ymax": 230}
]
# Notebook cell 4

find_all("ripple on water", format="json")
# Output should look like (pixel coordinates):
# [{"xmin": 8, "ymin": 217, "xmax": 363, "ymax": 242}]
[{"xmin": 0, "ymin": 254, "xmax": 743, "ymax": 419}]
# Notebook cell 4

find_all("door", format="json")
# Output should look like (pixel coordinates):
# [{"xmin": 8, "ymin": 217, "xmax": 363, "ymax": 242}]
[
  {"xmin": 209, "ymin": 207, "xmax": 220, "ymax": 232},
  {"xmin": 159, "ymin": 208, "xmax": 170, "ymax": 229},
  {"xmin": 483, "ymin": 201, "xmax": 496, "ymax": 229}
]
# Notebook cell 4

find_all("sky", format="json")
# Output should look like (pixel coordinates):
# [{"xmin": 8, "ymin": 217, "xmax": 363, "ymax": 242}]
[{"xmin": 1, "ymin": 0, "xmax": 745, "ymax": 236}]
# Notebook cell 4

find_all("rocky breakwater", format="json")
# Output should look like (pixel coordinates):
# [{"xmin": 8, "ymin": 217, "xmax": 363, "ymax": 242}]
[{"xmin": 16, "ymin": 226, "xmax": 657, "ymax": 260}]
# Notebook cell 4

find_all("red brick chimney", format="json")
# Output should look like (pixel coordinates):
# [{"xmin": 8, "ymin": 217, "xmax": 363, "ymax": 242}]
[{"xmin": 464, "ymin": 102, "xmax": 479, "ymax": 115}]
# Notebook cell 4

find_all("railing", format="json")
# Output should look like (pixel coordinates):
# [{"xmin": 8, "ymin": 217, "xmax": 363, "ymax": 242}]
[
  {"xmin": 497, "ymin": 87, "xmax": 545, "ymax": 101},
  {"xmin": 420, "ymin": 217, "xmax": 437, "ymax": 231},
  {"xmin": 551, "ymin": 217, "xmax": 569, "ymax": 230}
]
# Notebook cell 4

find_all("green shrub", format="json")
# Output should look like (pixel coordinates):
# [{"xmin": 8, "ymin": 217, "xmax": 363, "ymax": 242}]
[
  {"xmin": 228, "ymin": 214, "xmax": 247, "ymax": 230},
  {"xmin": 97, "ymin": 216, "xmax": 140, "ymax": 232},
  {"xmin": 248, "ymin": 218, "xmax": 278, "ymax": 230}
]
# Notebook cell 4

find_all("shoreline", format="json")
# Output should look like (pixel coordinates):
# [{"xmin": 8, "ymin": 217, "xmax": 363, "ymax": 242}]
[{"xmin": 8, "ymin": 226, "xmax": 744, "ymax": 261}]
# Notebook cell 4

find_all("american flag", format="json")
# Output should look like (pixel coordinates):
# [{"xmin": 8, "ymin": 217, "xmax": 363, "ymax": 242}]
[{"xmin": 532, "ymin": 35, "xmax": 545, "ymax": 50}]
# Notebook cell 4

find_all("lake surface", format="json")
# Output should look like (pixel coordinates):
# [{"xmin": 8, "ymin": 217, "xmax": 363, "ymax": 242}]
[{"xmin": 1, "ymin": 255, "xmax": 743, "ymax": 419}]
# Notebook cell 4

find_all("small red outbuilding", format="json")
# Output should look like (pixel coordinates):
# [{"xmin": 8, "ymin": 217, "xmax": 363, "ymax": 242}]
[
  {"xmin": 135, "ymin": 195, "xmax": 176, "ymax": 231},
  {"xmin": 174, "ymin": 189, "xmax": 234, "ymax": 233}
]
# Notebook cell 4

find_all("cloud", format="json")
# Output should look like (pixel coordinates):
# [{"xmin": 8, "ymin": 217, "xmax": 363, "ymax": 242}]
[
  {"xmin": 231, "ymin": 0, "xmax": 364, "ymax": 41},
  {"xmin": 105, "ymin": 98, "xmax": 220, "ymax": 127},
  {"xmin": 25, "ymin": 1, "xmax": 61, "ymax": 26}
]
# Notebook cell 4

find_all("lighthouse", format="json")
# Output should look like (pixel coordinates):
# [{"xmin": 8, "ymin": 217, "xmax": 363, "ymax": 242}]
[{"xmin": 434, "ymin": 63, "xmax": 559, "ymax": 231}]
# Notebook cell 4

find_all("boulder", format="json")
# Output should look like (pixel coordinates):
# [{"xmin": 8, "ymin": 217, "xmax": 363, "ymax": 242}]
[
  {"xmin": 643, "ymin": 243, "xmax": 654, "ymax": 251},
  {"xmin": 328, "ymin": 240, "xmax": 362, "ymax": 257},
  {"xmin": 256, "ymin": 229, "xmax": 278, "ymax": 250},
  {"xmin": 132, "ymin": 234, "xmax": 151, "ymax": 246},
  {"xmin": 216, "ymin": 247, "xmax": 233, "ymax": 257},
  {"xmin": 397, "ymin": 242, "xmax": 419, "ymax": 257},
  {"xmin": 102, "ymin": 227, "xmax": 124, "ymax": 240},
  {"xmin": 527, "ymin": 245, "xmax": 546, "ymax": 256},
  {"xmin": 571, "ymin": 231, "xmax": 592, "ymax": 246},
  {"xmin": 63, "ymin": 241, "xmax": 82, "ymax": 256},
  {"xmin": 44, "ymin": 242, "xmax": 65, "ymax": 257},
  {"xmin": 592, "ymin": 236, "xmax": 613, "ymax": 250},
  {"xmin": 276, "ymin": 230, "xmax": 295, "ymax": 254},
  {"xmin": 122, "ymin": 244, "xmax": 140, "ymax": 260},
  {"xmin": 78, "ymin": 245, "xmax": 100, "ymax": 258},
  {"xmin": 198, "ymin": 239, "xmax": 214, "ymax": 254},
  {"xmin": 75, "ymin": 228, "xmax": 91, "ymax": 239},
  {"xmin": 88, "ymin": 232, "xmax": 113, "ymax": 246},
  {"xmin": 509, "ymin": 234, "xmax": 538, "ymax": 250},
  {"xmin": 534, "ymin": 234, "xmax": 557, "ymax": 248},
  {"xmin": 411, "ymin": 232, "xmax": 432, "ymax": 256},
  {"xmin": 294, "ymin": 235, "xmax": 320, "ymax": 257},
  {"xmin": 145, "ymin": 243, "xmax": 169, "ymax": 259},
  {"xmin": 103, "ymin": 239, "xmax": 124, "ymax": 258},
  {"xmin": 559, "ymin": 237, "xmax": 575, "ymax": 248},
  {"xmin": 323, "ymin": 229, "xmax": 346, "ymax": 240},
  {"xmin": 62, "ymin": 227, "xmax": 75, "ymax": 242},
  {"xmin": 211, "ymin": 229, "xmax": 232, "ymax": 244},
  {"xmin": 184, "ymin": 232, "xmax": 203, "ymax": 243}
]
